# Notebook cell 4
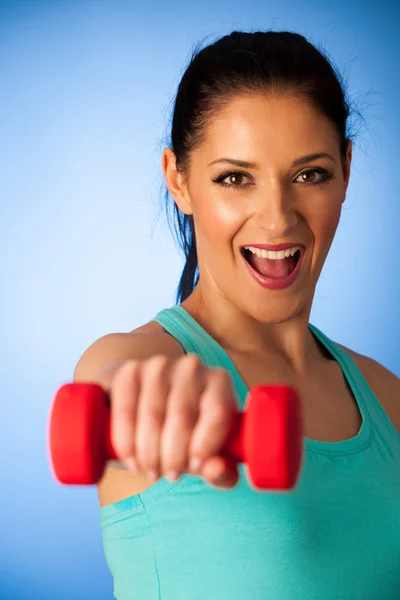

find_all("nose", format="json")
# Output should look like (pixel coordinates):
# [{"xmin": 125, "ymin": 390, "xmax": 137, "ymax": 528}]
[{"xmin": 254, "ymin": 183, "xmax": 299, "ymax": 238}]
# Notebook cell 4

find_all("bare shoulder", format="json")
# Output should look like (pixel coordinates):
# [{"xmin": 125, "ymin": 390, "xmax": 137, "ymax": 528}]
[
  {"xmin": 73, "ymin": 319, "xmax": 184, "ymax": 382},
  {"xmin": 337, "ymin": 343, "xmax": 400, "ymax": 433},
  {"xmin": 337, "ymin": 343, "xmax": 400, "ymax": 391}
]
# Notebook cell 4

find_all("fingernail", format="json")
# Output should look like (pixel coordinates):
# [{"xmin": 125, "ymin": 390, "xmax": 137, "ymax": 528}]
[
  {"xmin": 166, "ymin": 470, "xmax": 180, "ymax": 482},
  {"xmin": 213, "ymin": 472, "xmax": 230, "ymax": 484},
  {"xmin": 124, "ymin": 457, "xmax": 137, "ymax": 472},
  {"xmin": 147, "ymin": 469, "xmax": 159, "ymax": 483},
  {"xmin": 189, "ymin": 457, "xmax": 202, "ymax": 474}
]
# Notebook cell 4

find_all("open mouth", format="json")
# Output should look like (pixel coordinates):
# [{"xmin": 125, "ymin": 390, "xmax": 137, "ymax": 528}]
[{"xmin": 241, "ymin": 247, "xmax": 302, "ymax": 279}]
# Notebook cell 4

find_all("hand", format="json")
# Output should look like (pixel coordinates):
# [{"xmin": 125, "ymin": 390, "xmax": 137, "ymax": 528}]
[{"xmin": 110, "ymin": 355, "xmax": 241, "ymax": 489}]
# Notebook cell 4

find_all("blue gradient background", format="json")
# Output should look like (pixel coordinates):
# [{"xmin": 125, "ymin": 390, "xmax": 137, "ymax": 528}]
[{"xmin": 1, "ymin": 0, "xmax": 399, "ymax": 598}]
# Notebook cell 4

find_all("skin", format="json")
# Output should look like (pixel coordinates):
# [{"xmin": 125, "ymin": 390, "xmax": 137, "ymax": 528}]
[
  {"xmin": 162, "ymin": 92, "xmax": 353, "ymax": 379},
  {"xmin": 95, "ymin": 91, "xmax": 400, "ymax": 502}
]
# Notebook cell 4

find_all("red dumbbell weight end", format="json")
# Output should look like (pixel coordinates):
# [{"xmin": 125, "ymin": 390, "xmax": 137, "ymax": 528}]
[{"xmin": 48, "ymin": 383, "xmax": 304, "ymax": 491}]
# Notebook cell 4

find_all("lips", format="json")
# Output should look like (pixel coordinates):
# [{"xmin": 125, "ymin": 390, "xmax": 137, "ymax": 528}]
[
  {"xmin": 240, "ymin": 245, "xmax": 306, "ymax": 290},
  {"xmin": 240, "ymin": 242, "xmax": 305, "ymax": 252}
]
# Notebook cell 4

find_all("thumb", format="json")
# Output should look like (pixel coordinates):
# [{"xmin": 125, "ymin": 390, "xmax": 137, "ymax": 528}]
[{"xmin": 201, "ymin": 455, "xmax": 240, "ymax": 489}]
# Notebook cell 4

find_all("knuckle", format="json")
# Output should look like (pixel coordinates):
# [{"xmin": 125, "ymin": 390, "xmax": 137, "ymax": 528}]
[
  {"xmin": 122, "ymin": 358, "xmax": 141, "ymax": 374},
  {"xmin": 113, "ymin": 396, "xmax": 135, "ymax": 416},
  {"xmin": 145, "ymin": 354, "xmax": 170, "ymax": 375},
  {"xmin": 211, "ymin": 367, "xmax": 231, "ymax": 383},
  {"xmin": 174, "ymin": 353, "xmax": 203, "ymax": 376},
  {"xmin": 113, "ymin": 360, "xmax": 141, "ymax": 390},
  {"xmin": 172, "ymin": 407, "xmax": 198, "ymax": 429},
  {"xmin": 182, "ymin": 353, "xmax": 203, "ymax": 368},
  {"xmin": 208, "ymin": 369, "xmax": 236, "ymax": 404},
  {"xmin": 112, "ymin": 360, "xmax": 138, "ymax": 388},
  {"xmin": 208, "ymin": 402, "xmax": 230, "ymax": 422},
  {"xmin": 143, "ymin": 405, "xmax": 164, "ymax": 428}
]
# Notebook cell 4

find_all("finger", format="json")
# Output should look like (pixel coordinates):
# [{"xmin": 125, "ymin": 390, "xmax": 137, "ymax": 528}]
[
  {"xmin": 201, "ymin": 455, "xmax": 240, "ymax": 489},
  {"xmin": 110, "ymin": 360, "xmax": 142, "ymax": 467},
  {"xmin": 134, "ymin": 355, "xmax": 171, "ymax": 478},
  {"xmin": 160, "ymin": 354, "xmax": 206, "ymax": 479},
  {"xmin": 188, "ymin": 368, "xmax": 238, "ymax": 463}
]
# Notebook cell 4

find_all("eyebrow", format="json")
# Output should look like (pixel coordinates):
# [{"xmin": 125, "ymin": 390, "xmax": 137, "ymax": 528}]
[{"xmin": 208, "ymin": 152, "xmax": 336, "ymax": 169}]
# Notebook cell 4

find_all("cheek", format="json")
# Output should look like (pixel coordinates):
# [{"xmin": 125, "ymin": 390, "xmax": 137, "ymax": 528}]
[
  {"xmin": 195, "ymin": 194, "xmax": 244, "ymax": 244},
  {"xmin": 316, "ymin": 203, "xmax": 342, "ymax": 246},
  {"xmin": 317, "ymin": 208, "xmax": 341, "ymax": 242},
  {"xmin": 308, "ymin": 195, "xmax": 343, "ymax": 266}
]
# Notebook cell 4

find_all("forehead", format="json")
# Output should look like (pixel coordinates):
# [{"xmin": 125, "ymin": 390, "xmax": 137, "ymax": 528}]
[{"xmin": 199, "ymin": 93, "xmax": 339, "ymax": 159}]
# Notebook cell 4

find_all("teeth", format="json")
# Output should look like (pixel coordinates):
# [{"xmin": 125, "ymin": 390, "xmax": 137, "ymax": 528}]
[{"xmin": 244, "ymin": 245, "xmax": 301, "ymax": 260}]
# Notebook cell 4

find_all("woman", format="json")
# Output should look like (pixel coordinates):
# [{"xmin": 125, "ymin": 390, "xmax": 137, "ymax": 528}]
[{"xmin": 74, "ymin": 30, "xmax": 400, "ymax": 599}]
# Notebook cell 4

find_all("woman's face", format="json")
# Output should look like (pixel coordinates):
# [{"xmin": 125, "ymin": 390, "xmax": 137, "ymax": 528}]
[{"xmin": 164, "ymin": 93, "xmax": 352, "ymax": 323}]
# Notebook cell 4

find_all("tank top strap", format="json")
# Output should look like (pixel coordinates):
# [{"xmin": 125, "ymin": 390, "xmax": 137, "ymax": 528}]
[
  {"xmin": 152, "ymin": 305, "xmax": 249, "ymax": 407},
  {"xmin": 310, "ymin": 322, "xmax": 400, "ymax": 449},
  {"xmin": 309, "ymin": 322, "xmax": 373, "ymax": 414}
]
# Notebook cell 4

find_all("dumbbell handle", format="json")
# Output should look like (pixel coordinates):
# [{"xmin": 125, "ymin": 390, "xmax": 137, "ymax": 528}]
[
  {"xmin": 49, "ymin": 382, "xmax": 303, "ymax": 489},
  {"xmin": 103, "ymin": 400, "xmax": 244, "ymax": 465}
]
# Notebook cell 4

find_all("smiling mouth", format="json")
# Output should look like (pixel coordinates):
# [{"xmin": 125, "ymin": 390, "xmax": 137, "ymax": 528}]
[{"xmin": 241, "ymin": 247, "xmax": 302, "ymax": 279}]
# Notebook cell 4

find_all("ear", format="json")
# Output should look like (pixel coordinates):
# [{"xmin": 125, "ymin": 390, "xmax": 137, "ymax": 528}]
[
  {"xmin": 162, "ymin": 148, "xmax": 193, "ymax": 215},
  {"xmin": 343, "ymin": 139, "xmax": 352, "ymax": 192}
]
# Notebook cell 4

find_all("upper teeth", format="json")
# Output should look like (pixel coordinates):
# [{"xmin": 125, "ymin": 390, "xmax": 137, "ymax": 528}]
[{"xmin": 244, "ymin": 245, "xmax": 301, "ymax": 260}]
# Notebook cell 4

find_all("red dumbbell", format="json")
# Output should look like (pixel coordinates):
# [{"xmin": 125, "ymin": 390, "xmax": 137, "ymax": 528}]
[{"xmin": 48, "ymin": 382, "xmax": 304, "ymax": 491}]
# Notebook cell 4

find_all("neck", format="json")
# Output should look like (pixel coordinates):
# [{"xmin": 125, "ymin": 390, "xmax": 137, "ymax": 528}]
[{"xmin": 181, "ymin": 284, "xmax": 328, "ymax": 379}]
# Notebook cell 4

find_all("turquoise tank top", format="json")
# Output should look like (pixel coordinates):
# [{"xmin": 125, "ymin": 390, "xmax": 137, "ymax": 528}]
[{"xmin": 99, "ymin": 305, "xmax": 400, "ymax": 599}]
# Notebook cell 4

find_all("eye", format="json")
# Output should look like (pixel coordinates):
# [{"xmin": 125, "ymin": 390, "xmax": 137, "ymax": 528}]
[
  {"xmin": 294, "ymin": 168, "xmax": 333, "ymax": 185},
  {"xmin": 212, "ymin": 167, "xmax": 334, "ymax": 190},
  {"xmin": 212, "ymin": 170, "xmax": 253, "ymax": 190}
]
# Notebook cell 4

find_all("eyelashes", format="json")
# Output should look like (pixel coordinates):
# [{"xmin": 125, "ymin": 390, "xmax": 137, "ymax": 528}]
[{"xmin": 212, "ymin": 168, "xmax": 334, "ymax": 190}]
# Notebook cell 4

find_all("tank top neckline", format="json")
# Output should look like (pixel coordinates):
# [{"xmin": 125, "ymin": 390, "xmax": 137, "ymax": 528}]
[{"xmin": 170, "ymin": 305, "xmax": 372, "ymax": 456}]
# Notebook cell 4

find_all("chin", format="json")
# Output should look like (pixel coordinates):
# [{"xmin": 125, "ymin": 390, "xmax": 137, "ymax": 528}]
[{"xmin": 243, "ymin": 296, "xmax": 311, "ymax": 325}]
